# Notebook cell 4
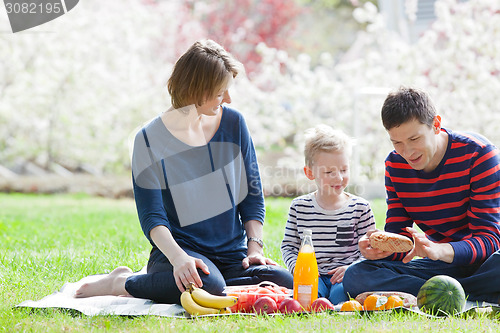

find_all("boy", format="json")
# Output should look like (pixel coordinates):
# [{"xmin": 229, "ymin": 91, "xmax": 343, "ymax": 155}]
[
  {"xmin": 343, "ymin": 87, "xmax": 500, "ymax": 304},
  {"xmin": 281, "ymin": 125, "xmax": 376, "ymax": 304}
]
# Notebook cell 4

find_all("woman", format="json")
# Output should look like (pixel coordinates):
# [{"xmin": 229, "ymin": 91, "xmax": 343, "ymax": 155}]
[{"xmin": 75, "ymin": 40, "xmax": 293, "ymax": 304}]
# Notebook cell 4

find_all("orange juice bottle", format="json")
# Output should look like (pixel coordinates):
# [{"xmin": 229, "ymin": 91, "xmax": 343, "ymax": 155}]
[{"xmin": 293, "ymin": 229, "xmax": 318, "ymax": 311}]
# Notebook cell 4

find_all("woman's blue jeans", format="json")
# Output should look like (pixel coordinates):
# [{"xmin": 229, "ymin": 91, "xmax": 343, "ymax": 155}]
[
  {"xmin": 125, "ymin": 247, "xmax": 293, "ymax": 304},
  {"xmin": 343, "ymin": 250, "xmax": 500, "ymax": 304}
]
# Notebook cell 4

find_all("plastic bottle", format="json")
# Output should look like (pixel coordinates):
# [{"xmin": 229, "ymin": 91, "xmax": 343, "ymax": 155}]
[{"xmin": 293, "ymin": 229, "xmax": 319, "ymax": 311}]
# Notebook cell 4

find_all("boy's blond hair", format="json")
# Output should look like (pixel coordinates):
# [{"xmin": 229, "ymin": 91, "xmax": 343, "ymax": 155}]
[{"xmin": 304, "ymin": 125, "xmax": 353, "ymax": 167}]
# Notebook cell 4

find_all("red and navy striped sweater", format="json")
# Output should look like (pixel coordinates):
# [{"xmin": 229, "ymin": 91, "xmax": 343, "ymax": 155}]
[{"xmin": 384, "ymin": 128, "xmax": 500, "ymax": 265}]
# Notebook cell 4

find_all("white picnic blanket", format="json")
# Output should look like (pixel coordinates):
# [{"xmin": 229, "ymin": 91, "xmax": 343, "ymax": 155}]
[{"xmin": 15, "ymin": 269, "xmax": 188, "ymax": 318}]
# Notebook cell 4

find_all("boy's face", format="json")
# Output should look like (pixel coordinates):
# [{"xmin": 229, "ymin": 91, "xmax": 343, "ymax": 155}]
[
  {"xmin": 387, "ymin": 117, "xmax": 441, "ymax": 172},
  {"xmin": 304, "ymin": 150, "xmax": 350, "ymax": 196}
]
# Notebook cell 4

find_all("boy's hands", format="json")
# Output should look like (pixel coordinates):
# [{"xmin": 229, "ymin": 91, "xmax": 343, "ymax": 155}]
[
  {"xmin": 358, "ymin": 229, "xmax": 394, "ymax": 260},
  {"xmin": 328, "ymin": 265, "xmax": 348, "ymax": 284}
]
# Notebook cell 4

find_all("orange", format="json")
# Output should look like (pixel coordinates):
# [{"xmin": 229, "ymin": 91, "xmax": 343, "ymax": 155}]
[
  {"xmin": 363, "ymin": 295, "xmax": 387, "ymax": 311},
  {"xmin": 340, "ymin": 300, "xmax": 363, "ymax": 312},
  {"xmin": 385, "ymin": 295, "xmax": 404, "ymax": 309}
]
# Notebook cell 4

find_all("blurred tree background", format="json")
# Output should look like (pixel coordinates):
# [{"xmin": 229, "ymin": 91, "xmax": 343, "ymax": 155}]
[{"xmin": 0, "ymin": 0, "xmax": 498, "ymax": 198}]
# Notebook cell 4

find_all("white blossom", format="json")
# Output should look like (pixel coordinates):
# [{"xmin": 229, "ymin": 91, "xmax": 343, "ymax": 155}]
[{"xmin": 1, "ymin": 0, "xmax": 499, "ymax": 186}]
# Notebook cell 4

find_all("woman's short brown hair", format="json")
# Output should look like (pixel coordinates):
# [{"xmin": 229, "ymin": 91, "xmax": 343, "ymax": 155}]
[{"xmin": 167, "ymin": 40, "xmax": 244, "ymax": 109}]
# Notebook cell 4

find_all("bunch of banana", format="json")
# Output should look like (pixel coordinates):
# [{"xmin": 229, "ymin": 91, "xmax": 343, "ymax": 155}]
[{"xmin": 180, "ymin": 283, "xmax": 238, "ymax": 316}]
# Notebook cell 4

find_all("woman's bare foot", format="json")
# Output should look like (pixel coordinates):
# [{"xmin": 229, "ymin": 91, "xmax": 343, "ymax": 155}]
[{"xmin": 74, "ymin": 266, "xmax": 133, "ymax": 298}]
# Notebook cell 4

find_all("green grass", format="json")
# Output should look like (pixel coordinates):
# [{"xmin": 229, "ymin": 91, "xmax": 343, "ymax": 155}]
[{"xmin": 1, "ymin": 193, "xmax": 499, "ymax": 332}]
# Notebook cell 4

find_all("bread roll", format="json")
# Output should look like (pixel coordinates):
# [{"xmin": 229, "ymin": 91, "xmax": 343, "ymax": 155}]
[{"xmin": 369, "ymin": 231, "xmax": 413, "ymax": 253}]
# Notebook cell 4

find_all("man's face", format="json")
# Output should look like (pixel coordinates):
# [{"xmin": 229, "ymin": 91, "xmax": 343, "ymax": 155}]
[{"xmin": 387, "ymin": 118, "xmax": 441, "ymax": 172}]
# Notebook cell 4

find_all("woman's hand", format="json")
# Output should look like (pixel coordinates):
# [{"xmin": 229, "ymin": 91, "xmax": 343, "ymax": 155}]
[
  {"xmin": 327, "ymin": 265, "xmax": 348, "ymax": 284},
  {"xmin": 242, "ymin": 253, "xmax": 278, "ymax": 269},
  {"xmin": 242, "ymin": 240, "xmax": 278, "ymax": 268},
  {"xmin": 150, "ymin": 225, "xmax": 210, "ymax": 293},
  {"xmin": 242, "ymin": 219, "xmax": 277, "ymax": 268},
  {"xmin": 403, "ymin": 227, "xmax": 454, "ymax": 263},
  {"xmin": 359, "ymin": 229, "xmax": 393, "ymax": 260},
  {"xmin": 171, "ymin": 252, "xmax": 210, "ymax": 293}
]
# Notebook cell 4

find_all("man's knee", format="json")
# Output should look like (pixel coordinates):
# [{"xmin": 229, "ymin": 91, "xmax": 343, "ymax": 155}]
[
  {"xmin": 343, "ymin": 261, "xmax": 371, "ymax": 297},
  {"xmin": 342, "ymin": 264, "xmax": 357, "ymax": 295}
]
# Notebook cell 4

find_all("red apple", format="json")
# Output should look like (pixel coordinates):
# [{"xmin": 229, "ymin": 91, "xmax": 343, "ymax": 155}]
[
  {"xmin": 310, "ymin": 297, "xmax": 334, "ymax": 312},
  {"xmin": 252, "ymin": 296, "xmax": 278, "ymax": 314},
  {"xmin": 278, "ymin": 298, "xmax": 303, "ymax": 314}
]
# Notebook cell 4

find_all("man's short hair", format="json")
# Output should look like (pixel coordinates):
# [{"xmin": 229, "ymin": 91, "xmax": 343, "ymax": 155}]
[{"xmin": 381, "ymin": 87, "xmax": 437, "ymax": 130}]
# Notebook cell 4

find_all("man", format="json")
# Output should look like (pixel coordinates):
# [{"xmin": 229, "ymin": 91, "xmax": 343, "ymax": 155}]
[{"xmin": 343, "ymin": 87, "xmax": 500, "ymax": 304}]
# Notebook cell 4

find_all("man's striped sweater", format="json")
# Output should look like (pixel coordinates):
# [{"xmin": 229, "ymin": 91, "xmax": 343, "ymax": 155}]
[{"xmin": 384, "ymin": 128, "xmax": 500, "ymax": 265}]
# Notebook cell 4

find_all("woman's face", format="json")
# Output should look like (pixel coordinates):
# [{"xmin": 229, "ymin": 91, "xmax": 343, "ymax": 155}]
[{"xmin": 196, "ymin": 76, "xmax": 233, "ymax": 116}]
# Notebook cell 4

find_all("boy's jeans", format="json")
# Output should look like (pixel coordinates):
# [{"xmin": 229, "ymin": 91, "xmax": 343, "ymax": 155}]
[{"xmin": 318, "ymin": 275, "xmax": 349, "ymax": 305}]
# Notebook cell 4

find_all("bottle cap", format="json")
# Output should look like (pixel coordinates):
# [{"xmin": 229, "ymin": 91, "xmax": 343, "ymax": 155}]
[{"xmin": 304, "ymin": 229, "xmax": 312, "ymax": 236}]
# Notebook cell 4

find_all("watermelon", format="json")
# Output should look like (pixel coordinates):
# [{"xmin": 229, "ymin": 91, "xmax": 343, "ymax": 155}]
[{"xmin": 417, "ymin": 275, "xmax": 466, "ymax": 316}]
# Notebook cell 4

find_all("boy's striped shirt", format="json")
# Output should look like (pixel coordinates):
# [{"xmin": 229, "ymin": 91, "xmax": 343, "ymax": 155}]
[
  {"xmin": 385, "ymin": 128, "xmax": 500, "ymax": 265},
  {"xmin": 281, "ymin": 192, "xmax": 375, "ymax": 275}
]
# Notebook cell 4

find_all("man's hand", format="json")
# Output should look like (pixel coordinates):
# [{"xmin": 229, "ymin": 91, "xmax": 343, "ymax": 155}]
[
  {"xmin": 403, "ymin": 227, "xmax": 454, "ymax": 263},
  {"xmin": 359, "ymin": 229, "xmax": 394, "ymax": 260}
]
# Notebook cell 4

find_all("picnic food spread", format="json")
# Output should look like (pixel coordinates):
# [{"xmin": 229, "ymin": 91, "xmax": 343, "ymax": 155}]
[
  {"xmin": 181, "ymin": 282, "xmax": 416, "ymax": 316},
  {"xmin": 180, "ymin": 277, "xmax": 469, "ymax": 317},
  {"xmin": 369, "ymin": 231, "xmax": 413, "ymax": 252}
]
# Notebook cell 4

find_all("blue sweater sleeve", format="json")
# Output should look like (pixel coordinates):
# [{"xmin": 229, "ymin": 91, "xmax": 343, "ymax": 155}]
[
  {"xmin": 235, "ymin": 113, "xmax": 265, "ymax": 225},
  {"xmin": 131, "ymin": 126, "xmax": 170, "ymax": 243}
]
